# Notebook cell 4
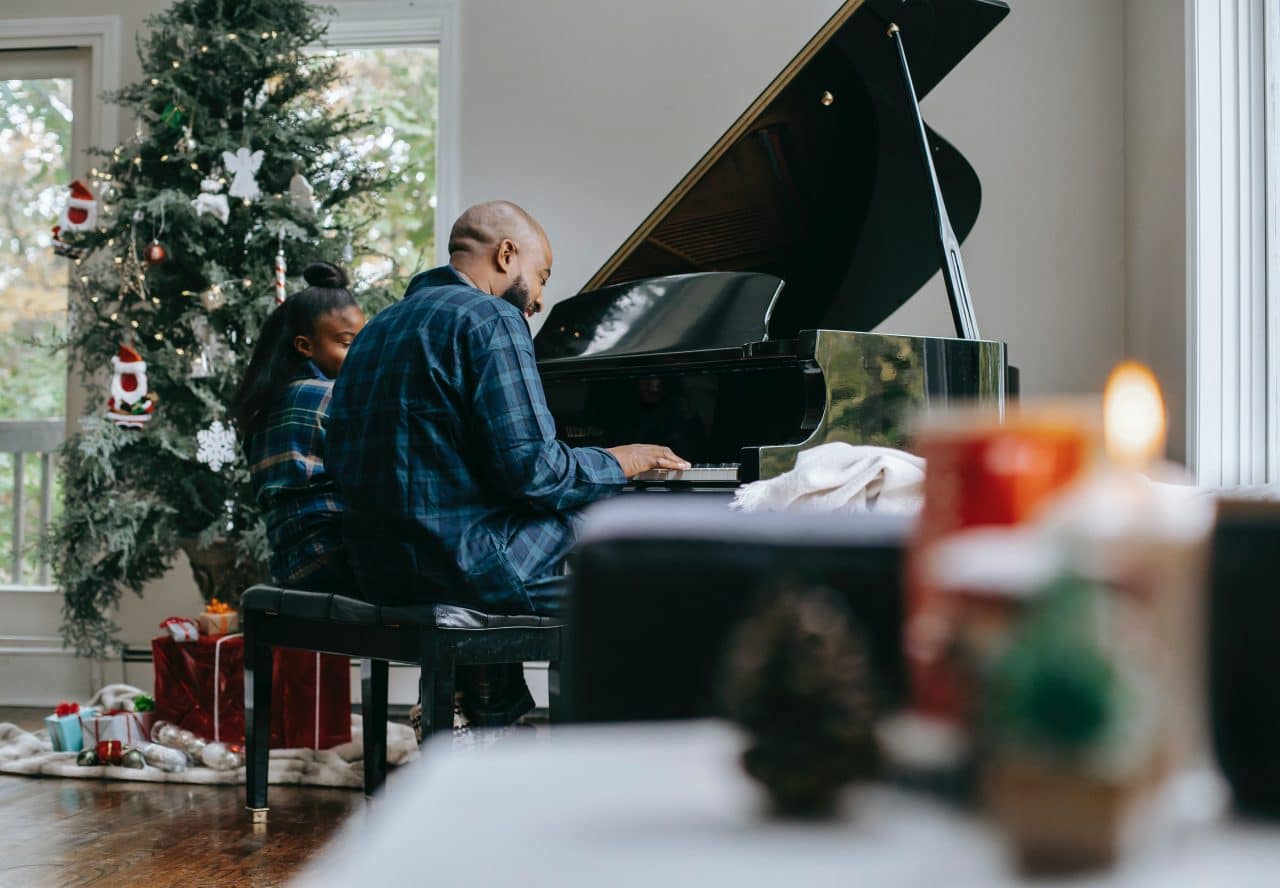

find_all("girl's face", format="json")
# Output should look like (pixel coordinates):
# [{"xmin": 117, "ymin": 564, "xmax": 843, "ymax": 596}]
[{"xmin": 294, "ymin": 305, "xmax": 366, "ymax": 379}]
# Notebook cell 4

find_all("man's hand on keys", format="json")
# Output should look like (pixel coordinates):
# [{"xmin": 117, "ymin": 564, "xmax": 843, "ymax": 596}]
[{"xmin": 606, "ymin": 445, "xmax": 691, "ymax": 479}]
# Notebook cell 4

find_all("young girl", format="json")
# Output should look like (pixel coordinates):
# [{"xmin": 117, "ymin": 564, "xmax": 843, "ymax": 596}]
[{"xmin": 231, "ymin": 262, "xmax": 366, "ymax": 593}]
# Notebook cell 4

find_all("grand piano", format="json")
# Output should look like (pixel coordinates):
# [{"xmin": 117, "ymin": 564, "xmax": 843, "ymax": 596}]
[{"xmin": 535, "ymin": 0, "xmax": 1013, "ymax": 488}]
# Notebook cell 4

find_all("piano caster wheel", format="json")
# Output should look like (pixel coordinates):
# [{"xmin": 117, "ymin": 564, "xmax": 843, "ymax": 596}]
[{"xmin": 249, "ymin": 807, "xmax": 268, "ymax": 824}]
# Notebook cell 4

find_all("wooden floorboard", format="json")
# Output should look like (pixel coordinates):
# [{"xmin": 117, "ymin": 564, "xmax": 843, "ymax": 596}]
[{"xmin": 0, "ymin": 707, "xmax": 362, "ymax": 887}]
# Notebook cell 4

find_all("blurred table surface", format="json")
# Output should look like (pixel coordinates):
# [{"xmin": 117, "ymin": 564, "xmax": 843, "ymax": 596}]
[{"xmin": 297, "ymin": 720, "xmax": 1280, "ymax": 888}]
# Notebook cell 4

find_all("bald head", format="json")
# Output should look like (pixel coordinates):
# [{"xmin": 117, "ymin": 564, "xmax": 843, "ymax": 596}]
[
  {"xmin": 447, "ymin": 201, "xmax": 552, "ymax": 317},
  {"xmin": 448, "ymin": 200, "xmax": 547, "ymax": 257}
]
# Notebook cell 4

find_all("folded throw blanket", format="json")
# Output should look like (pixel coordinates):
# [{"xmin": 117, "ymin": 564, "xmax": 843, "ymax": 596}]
[{"xmin": 731, "ymin": 443, "xmax": 926, "ymax": 514}]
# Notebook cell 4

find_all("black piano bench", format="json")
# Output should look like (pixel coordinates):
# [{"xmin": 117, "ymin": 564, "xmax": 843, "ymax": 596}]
[{"xmin": 239, "ymin": 584, "xmax": 565, "ymax": 821}]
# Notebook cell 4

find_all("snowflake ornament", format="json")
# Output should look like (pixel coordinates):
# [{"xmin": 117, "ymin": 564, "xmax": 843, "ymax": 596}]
[{"xmin": 196, "ymin": 420, "xmax": 238, "ymax": 472}]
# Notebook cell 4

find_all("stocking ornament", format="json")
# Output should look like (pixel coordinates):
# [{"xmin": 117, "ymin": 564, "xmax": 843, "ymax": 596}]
[
  {"xmin": 51, "ymin": 180, "xmax": 97, "ymax": 258},
  {"xmin": 106, "ymin": 344, "xmax": 157, "ymax": 428},
  {"xmin": 222, "ymin": 146, "xmax": 264, "ymax": 203},
  {"xmin": 192, "ymin": 178, "xmax": 230, "ymax": 224}
]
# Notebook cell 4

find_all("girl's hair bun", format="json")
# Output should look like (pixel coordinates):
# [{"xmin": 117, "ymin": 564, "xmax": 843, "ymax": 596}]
[{"xmin": 302, "ymin": 261, "xmax": 349, "ymax": 289}]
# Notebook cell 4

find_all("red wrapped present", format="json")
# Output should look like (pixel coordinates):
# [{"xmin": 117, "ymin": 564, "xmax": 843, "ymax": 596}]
[
  {"xmin": 152, "ymin": 633, "xmax": 351, "ymax": 749},
  {"xmin": 269, "ymin": 649, "xmax": 352, "ymax": 749},
  {"xmin": 152, "ymin": 633, "xmax": 246, "ymax": 743}
]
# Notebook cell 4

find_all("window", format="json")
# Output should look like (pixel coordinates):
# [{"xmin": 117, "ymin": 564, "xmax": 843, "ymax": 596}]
[
  {"xmin": 0, "ymin": 48, "xmax": 90, "ymax": 584},
  {"xmin": 319, "ymin": 45, "xmax": 440, "ymax": 282},
  {"xmin": 1187, "ymin": 0, "xmax": 1280, "ymax": 485},
  {"xmin": 321, "ymin": 0, "xmax": 457, "ymax": 277},
  {"xmin": 0, "ymin": 72, "xmax": 75, "ymax": 421}
]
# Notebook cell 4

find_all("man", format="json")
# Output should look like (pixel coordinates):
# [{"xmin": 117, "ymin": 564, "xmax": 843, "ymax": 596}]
[{"xmin": 326, "ymin": 199, "xmax": 686, "ymax": 623}]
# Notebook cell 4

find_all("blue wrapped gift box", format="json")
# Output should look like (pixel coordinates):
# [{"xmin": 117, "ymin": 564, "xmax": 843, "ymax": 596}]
[{"xmin": 44, "ymin": 706, "xmax": 98, "ymax": 752}]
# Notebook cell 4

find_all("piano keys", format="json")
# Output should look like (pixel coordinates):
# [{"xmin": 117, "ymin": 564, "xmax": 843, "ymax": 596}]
[{"xmin": 536, "ymin": 0, "xmax": 1014, "ymax": 488}]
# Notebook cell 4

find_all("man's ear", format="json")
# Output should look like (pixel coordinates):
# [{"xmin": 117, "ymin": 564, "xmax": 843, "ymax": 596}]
[
  {"xmin": 495, "ymin": 237, "xmax": 518, "ymax": 273},
  {"xmin": 293, "ymin": 334, "xmax": 314, "ymax": 359}
]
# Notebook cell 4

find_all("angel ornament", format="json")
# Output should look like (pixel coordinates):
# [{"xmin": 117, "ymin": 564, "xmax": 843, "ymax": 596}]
[
  {"xmin": 222, "ymin": 146, "xmax": 264, "ymax": 203},
  {"xmin": 191, "ymin": 177, "xmax": 230, "ymax": 224}
]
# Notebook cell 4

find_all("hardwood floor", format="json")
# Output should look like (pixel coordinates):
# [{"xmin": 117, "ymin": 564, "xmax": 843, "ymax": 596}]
[{"xmin": 0, "ymin": 707, "xmax": 362, "ymax": 887}]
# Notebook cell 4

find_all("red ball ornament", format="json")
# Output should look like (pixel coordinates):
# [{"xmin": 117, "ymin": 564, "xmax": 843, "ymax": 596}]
[{"xmin": 144, "ymin": 240, "xmax": 168, "ymax": 265}]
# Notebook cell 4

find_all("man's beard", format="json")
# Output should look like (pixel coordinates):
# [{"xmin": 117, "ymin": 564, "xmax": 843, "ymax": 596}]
[{"xmin": 499, "ymin": 276, "xmax": 534, "ymax": 316}]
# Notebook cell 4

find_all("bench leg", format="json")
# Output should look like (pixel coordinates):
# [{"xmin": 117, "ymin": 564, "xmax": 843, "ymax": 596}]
[
  {"xmin": 431, "ymin": 644, "xmax": 456, "ymax": 742},
  {"xmin": 361, "ymin": 658, "xmax": 389, "ymax": 798},
  {"xmin": 244, "ymin": 612, "xmax": 273, "ymax": 820},
  {"xmin": 548, "ymin": 659, "xmax": 565, "ymax": 731},
  {"xmin": 418, "ymin": 633, "xmax": 436, "ymax": 746}
]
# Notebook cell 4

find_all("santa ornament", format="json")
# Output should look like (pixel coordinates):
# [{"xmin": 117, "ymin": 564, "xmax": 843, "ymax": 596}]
[
  {"xmin": 106, "ymin": 344, "xmax": 157, "ymax": 428},
  {"xmin": 51, "ymin": 180, "xmax": 98, "ymax": 258}
]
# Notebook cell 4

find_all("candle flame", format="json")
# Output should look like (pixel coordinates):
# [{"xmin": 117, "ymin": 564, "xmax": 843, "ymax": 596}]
[{"xmin": 1103, "ymin": 362, "xmax": 1166, "ymax": 468}]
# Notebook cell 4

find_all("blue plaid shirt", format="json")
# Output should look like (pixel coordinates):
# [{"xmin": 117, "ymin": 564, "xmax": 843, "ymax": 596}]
[
  {"xmin": 325, "ymin": 265, "xmax": 625, "ymax": 613},
  {"xmin": 245, "ymin": 364, "xmax": 345, "ymax": 586}
]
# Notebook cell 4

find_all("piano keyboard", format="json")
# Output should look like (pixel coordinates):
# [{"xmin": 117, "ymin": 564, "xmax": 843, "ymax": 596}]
[{"xmin": 632, "ymin": 463, "xmax": 741, "ymax": 483}]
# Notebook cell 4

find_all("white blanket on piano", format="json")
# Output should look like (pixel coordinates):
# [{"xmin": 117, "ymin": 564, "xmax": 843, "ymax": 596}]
[{"xmin": 731, "ymin": 443, "xmax": 925, "ymax": 514}]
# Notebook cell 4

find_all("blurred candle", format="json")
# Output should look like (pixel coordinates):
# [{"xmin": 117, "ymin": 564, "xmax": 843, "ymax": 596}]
[
  {"xmin": 1103, "ymin": 362, "xmax": 1166, "ymax": 469},
  {"xmin": 1042, "ymin": 362, "xmax": 1211, "ymax": 773}
]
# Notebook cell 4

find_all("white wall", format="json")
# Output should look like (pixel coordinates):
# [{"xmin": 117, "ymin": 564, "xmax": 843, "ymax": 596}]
[
  {"xmin": 1123, "ymin": 0, "xmax": 1187, "ymax": 464},
  {"xmin": 879, "ymin": 0, "xmax": 1127, "ymax": 402},
  {"xmin": 455, "ymin": 0, "xmax": 848, "ymax": 320}
]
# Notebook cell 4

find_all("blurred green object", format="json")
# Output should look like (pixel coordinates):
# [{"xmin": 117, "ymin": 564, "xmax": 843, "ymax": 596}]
[
  {"xmin": 132, "ymin": 694, "xmax": 155, "ymax": 713},
  {"xmin": 987, "ymin": 574, "xmax": 1129, "ymax": 759}
]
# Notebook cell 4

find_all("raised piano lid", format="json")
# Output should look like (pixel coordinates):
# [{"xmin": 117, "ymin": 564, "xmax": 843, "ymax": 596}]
[
  {"xmin": 535, "ymin": 272, "xmax": 784, "ymax": 362},
  {"xmin": 535, "ymin": 0, "xmax": 1009, "ymax": 360}
]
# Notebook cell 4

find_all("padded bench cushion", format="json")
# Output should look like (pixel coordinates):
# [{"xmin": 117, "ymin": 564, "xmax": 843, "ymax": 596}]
[{"xmin": 240, "ymin": 585, "xmax": 563, "ymax": 630}]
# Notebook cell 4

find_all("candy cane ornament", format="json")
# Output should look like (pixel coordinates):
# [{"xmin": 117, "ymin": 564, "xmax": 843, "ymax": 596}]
[{"xmin": 274, "ymin": 243, "xmax": 287, "ymax": 304}]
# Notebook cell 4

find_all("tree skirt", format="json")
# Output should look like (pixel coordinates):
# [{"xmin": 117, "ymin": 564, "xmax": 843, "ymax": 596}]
[
  {"xmin": 0, "ymin": 680, "xmax": 539, "ymax": 787},
  {"xmin": 0, "ymin": 717, "xmax": 419, "ymax": 789}
]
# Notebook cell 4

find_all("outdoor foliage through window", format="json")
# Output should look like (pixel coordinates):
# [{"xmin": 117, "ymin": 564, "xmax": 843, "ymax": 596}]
[
  {"xmin": 320, "ymin": 46, "xmax": 439, "ymax": 283},
  {"xmin": 0, "ymin": 77, "xmax": 71, "ymax": 583}
]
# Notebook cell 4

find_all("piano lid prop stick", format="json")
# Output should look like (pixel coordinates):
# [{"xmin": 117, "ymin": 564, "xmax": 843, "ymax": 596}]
[{"xmin": 886, "ymin": 22, "xmax": 981, "ymax": 341}]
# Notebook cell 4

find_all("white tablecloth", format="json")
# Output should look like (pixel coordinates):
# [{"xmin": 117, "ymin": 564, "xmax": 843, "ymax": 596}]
[{"xmin": 296, "ymin": 720, "xmax": 1280, "ymax": 888}]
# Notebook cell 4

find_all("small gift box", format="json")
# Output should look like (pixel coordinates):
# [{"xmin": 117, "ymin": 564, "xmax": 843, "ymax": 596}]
[
  {"xmin": 196, "ymin": 598, "xmax": 239, "ymax": 637},
  {"xmin": 79, "ymin": 709, "xmax": 156, "ymax": 750},
  {"xmin": 44, "ymin": 702, "xmax": 98, "ymax": 752},
  {"xmin": 96, "ymin": 739, "xmax": 124, "ymax": 765},
  {"xmin": 161, "ymin": 616, "xmax": 199, "ymax": 642}
]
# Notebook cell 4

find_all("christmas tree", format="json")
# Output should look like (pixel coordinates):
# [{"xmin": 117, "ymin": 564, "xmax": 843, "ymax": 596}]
[{"xmin": 48, "ymin": 0, "xmax": 395, "ymax": 656}]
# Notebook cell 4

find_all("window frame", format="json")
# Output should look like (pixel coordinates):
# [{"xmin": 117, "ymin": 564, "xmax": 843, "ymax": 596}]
[
  {"xmin": 324, "ymin": 0, "xmax": 459, "ymax": 267},
  {"xmin": 1187, "ymin": 0, "xmax": 1280, "ymax": 485},
  {"xmin": 0, "ymin": 16, "xmax": 121, "ymax": 152}
]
